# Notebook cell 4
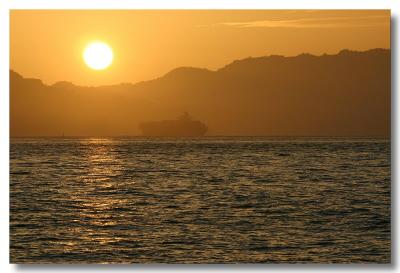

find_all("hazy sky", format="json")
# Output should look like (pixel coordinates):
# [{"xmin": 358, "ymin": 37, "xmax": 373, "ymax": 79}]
[{"xmin": 10, "ymin": 10, "xmax": 390, "ymax": 86}]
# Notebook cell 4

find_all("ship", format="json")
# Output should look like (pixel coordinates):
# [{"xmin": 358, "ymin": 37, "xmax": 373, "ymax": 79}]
[{"xmin": 139, "ymin": 112, "xmax": 207, "ymax": 137}]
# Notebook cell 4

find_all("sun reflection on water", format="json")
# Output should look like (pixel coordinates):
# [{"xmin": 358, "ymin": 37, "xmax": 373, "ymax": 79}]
[{"xmin": 62, "ymin": 138, "xmax": 133, "ymax": 251}]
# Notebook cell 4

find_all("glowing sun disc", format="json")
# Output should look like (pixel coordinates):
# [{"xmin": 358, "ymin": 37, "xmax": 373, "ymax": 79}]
[{"xmin": 83, "ymin": 42, "xmax": 113, "ymax": 70}]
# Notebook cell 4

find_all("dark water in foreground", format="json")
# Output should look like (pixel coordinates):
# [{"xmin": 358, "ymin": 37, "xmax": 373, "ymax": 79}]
[{"xmin": 10, "ymin": 137, "xmax": 390, "ymax": 263}]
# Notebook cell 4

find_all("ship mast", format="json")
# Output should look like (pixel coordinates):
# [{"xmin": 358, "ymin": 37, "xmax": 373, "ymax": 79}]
[{"xmin": 179, "ymin": 111, "xmax": 192, "ymax": 121}]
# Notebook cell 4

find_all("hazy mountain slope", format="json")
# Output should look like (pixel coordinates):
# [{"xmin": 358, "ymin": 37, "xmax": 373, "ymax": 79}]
[{"xmin": 10, "ymin": 48, "xmax": 390, "ymax": 137}]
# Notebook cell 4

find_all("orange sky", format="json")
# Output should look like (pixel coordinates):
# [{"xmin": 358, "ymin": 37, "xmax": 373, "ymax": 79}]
[{"xmin": 10, "ymin": 10, "xmax": 390, "ymax": 86}]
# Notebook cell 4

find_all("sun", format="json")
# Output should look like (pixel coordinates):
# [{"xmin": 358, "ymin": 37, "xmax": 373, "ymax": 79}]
[{"xmin": 83, "ymin": 42, "xmax": 113, "ymax": 70}]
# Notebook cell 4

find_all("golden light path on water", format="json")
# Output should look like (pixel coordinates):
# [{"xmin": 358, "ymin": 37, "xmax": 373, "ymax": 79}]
[{"xmin": 57, "ymin": 139, "xmax": 128, "ymax": 257}]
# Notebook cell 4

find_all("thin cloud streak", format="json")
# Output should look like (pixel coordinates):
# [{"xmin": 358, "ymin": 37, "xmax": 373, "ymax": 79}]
[{"xmin": 212, "ymin": 15, "xmax": 389, "ymax": 29}]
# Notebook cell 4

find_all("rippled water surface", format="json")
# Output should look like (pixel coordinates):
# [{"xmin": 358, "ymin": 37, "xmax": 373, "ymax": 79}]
[{"xmin": 10, "ymin": 137, "xmax": 390, "ymax": 263}]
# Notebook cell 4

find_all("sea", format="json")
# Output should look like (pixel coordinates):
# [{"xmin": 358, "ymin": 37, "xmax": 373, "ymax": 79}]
[{"xmin": 10, "ymin": 137, "xmax": 391, "ymax": 263}]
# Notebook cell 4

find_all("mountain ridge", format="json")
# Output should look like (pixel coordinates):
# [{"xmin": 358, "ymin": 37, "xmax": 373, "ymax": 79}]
[
  {"xmin": 10, "ymin": 48, "xmax": 390, "ymax": 137},
  {"xmin": 11, "ymin": 48, "xmax": 389, "ymax": 88}
]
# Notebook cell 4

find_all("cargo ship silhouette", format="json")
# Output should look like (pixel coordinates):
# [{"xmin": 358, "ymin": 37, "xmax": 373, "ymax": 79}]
[{"xmin": 139, "ymin": 112, "xmax": 207, "ymax": 137}]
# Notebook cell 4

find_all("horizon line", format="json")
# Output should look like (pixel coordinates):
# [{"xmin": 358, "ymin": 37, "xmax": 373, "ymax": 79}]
[{"xmin": 10, "ymin": 135, "xmax": 390, "ymax": 139}]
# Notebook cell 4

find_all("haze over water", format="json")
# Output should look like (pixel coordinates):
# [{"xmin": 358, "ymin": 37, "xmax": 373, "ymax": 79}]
[{"xmin": 10, "ymin": 137, "xmax": 390, "ymax": 263}]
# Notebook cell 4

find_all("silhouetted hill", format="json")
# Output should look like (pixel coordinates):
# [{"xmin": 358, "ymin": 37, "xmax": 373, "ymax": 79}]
[
  {"xmin": 162, "ymin": 67, "xmax": 213, "ymax": 80},
  {"xmin": 51, "ymin": 81, "xmax": 78, "ymax": 90},
  {"xmin": 10, "ymin": 48, "xmax": 390, "ymax": 137}
]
